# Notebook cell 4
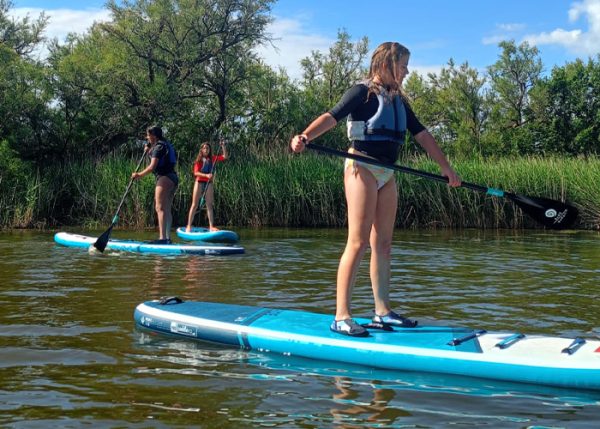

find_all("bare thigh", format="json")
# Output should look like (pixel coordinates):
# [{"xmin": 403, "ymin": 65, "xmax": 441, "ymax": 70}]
[{"xmin": 155, "ymin": 176, "xmax": 176, "ymax": 208}]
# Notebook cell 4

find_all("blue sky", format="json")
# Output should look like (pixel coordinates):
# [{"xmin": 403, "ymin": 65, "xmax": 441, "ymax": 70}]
[{"xmin": 10, "ymin": 0, "xmax": 600, "ymax": 80}]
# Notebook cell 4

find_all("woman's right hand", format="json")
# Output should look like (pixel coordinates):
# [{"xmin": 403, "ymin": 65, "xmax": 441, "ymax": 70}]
[
  {"xmin": 205, "ymin": 173, "xmax": 213, "ymax": 181},
  {"xmin": 290, "ymin": 134, "xmax": 308, "ymax": 153}
]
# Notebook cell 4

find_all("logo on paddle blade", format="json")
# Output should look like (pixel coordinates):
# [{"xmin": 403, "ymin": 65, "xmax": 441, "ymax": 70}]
[{"xmin": 545, "ymin": 209, "xmax": 558, "ymax": 218}]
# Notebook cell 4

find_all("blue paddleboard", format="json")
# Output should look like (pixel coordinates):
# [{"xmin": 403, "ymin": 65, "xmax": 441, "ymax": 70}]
[
  {"xmin": 54, "ymin": 232, "xmax": 244, "ymax": 256},
  {"xmin": 134, "ymin": 298, "xmax": 600, "ymax": 391},
  {"xmin": 176, "ymin": 227, "xmax": 239, "ymax": 243}
]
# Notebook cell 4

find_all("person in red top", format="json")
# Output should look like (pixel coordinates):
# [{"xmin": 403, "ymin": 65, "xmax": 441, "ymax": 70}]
[{"xmin": 185, "ymin": 140, "xmax": 228, "ymax": 232}]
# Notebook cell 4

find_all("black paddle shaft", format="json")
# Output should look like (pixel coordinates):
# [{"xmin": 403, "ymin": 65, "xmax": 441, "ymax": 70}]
[
  {"xmin": 306, "ymin": 142, "xmax": 483, "ymax": 190},
  {"xmin": 305, "ymin": 142, "xmax": 578, "ymax": 229},
  {"xmin": 93, "ymin": 149, "xmax": 148, "ymax": 251},
  {"xmin": 112, "ymin": 151, "xmax": 147, "ymax": 225}
]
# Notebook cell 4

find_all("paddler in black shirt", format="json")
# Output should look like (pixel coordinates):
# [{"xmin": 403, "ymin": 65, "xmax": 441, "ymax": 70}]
[{"xmin": 291, "ymin": 42, "xmax": 461, "ymax": 337}]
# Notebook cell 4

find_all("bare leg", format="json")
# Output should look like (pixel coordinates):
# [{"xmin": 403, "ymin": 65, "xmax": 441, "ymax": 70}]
[
  {"xmin": 369, "ymin": 177, "xmax": 398, "ymax": 316},
  {"xmin": 155, "ymin": 176, "xmax": 177, "ymax": 240},
  {"xmin": 335, "ymin": 163, "xmax": 378, "ymax": 321},
  {"xmin": 204, "ymin": 184, "xmax": 217, "ymax": 230},
  {"xmin": 165, "ymin": 179, "xmax": 176, "ymax": 237},
  {"xmin": 186, "ymin": 181, "xmax": 201, "ymax": 231}
]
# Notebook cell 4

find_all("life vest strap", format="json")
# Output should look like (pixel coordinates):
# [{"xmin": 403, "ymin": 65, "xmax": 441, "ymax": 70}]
[{"xmin": 365, "ymin": 128, "xmax": 406, "ymax": 139}]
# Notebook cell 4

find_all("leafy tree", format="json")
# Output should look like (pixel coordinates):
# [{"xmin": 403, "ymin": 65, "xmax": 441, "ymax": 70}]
[
  {"xmin": 487, "ymin": 40, "xmax": 542, "ymax": 155},
  {"xmin": 404, "ymin": 71, "xmax": 446, "ymax": 154},
  {"xmin": 180, "ymin": 40, "xmax": 266, "ymax": 156},
  {"xmin": 44, "ymin": 0, "xmax": 274, "ymax": 160},
  {"xmin": 301, "ymin": 29, "xmax": 368, "ymax": 106},
  {"xmin": 532, "ymin": 57, "xmax": 600, "ymax": 155},
  {"xmin": 0, "ymin": 0, "xmax": 47, "ymax": 57},
  {"xmin": 488, "ymin": 40, "xmax": 542, "ymax": 128},
  {"xmin": 0, "ymin": 0, "xmax": 52, "ymax": 162},
  {"xmin": 426, "ymin": 59, "xmax": 489, "ymax": 157},
  {"xmin": 299, "ymin": 29, "xmax": 369, "ymax": 149},
  {"xmin": 44, "ymin": 29, "xmax": 138, "ymax": 160},
  {"xmin": 234, "ymin": 62, "xmax": 305, "ymax": 154}
]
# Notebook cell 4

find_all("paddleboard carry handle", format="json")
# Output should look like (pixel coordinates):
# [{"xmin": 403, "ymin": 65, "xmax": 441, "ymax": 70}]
[
  {"xmin": 448, "ymin": 330, "xmax": 487, "ymax": 346},
  {"xmin": 495, "ymin": 333, "xmax": 525, "ymax": 349},
  {"xmin": 159, "ymin": 296, "xmax": 184, "ymax": 305},
  {"xmin": 561, "ymin": 337, "xmax": 586, "ymax": 355}
]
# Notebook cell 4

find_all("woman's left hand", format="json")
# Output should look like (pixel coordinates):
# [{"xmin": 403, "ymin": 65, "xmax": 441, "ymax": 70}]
[
  {"xmin": 442, "ymin": 167, "xmax": 461, "ymax": 187},
  {"xmin": 290, "ymin": 134, "xmax": 308, "ymax": 153},
  {"xmin": 131, "ymin": 172, "xmax": 141, "ymax": 180}
]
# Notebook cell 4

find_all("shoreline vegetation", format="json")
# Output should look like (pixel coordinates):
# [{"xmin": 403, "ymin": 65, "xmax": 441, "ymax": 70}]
[
  {"xmin": 2, "ymin": 1, "xmax": 600, "ymax": 232},
  {"xmin": 1, "ymin": 143, "xmax": 597, "ymax": 231}
]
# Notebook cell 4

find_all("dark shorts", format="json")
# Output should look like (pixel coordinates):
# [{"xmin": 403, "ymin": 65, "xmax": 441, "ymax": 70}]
[
  {"xmin": 199, "ymin": 181, "xmax": 213, "ymax": 193},
  {"xmin": 156, "ymin": 172, "xmax": 179, "ymax": 187}
]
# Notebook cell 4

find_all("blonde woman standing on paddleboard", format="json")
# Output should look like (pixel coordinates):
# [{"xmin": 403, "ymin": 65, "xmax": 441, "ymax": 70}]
[{"xmin": 291, "ymin": 42, "xmax": 461, "ymax": 337}]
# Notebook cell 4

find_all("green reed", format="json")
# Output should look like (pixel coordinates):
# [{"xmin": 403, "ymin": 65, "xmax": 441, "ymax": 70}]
[
  {"xmin": 196, "ymin": 152, "xmax": 599, "ymax": 230},
  {"xmin": 1, "ymin": 150, "xmax": 156, "ymax": 230},
  {"xmin": 0, "ymin": 141, "xmax": 41, "ymax": 228},
  {"xmin": 1, "ymin": 147, "xmax": 599, "ymax": 230},
  {"xmin": 398, "ymin": 156, "xmax": 597, "ymax": 229},
  {"xmin": 213, "ymin": 152, "xmax": 345, "ymax": 227}
]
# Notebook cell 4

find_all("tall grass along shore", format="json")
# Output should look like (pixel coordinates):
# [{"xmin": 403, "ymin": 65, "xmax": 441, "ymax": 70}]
[{"xmin": 0, "ymin": 144, "xmax": 597, "ymax": 230}]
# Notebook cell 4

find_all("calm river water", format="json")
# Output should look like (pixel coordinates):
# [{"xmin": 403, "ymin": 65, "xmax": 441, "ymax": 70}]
[{"xmin": 1, "ymin": 228, "xmax": 600, "ymax": 428}]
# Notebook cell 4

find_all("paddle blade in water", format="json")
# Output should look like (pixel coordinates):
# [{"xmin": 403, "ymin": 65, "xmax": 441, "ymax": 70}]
[
  {"xmin": 508, "ymin": 194, "xmax": 578, "ymax": 229},
  {"xmin": 93, "ymin": 226, "xmax": 113, "ymax": 252}
]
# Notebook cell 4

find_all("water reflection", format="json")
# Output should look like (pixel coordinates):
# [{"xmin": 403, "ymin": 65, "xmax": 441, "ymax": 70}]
[
  {"xmin": 150, "ymin": 256, "xmax": 169, "ymax": 292},
  {"xmin": 133, "ymin": 333, "xmax": 600, "ymax": 428},
  {"xmin": 330, "ymin": 377, "xmax": 405, "ymax": 428}
]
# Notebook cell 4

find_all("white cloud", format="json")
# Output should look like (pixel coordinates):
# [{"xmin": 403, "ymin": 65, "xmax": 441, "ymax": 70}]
[
  {"xmin": 12, "ymin": 7, "xmax": 111, "ymax": 40},
  {"xmin": 524, "ymin": 0, "xmax": 600, "ymax": 56},
  {"xmin": 482, "ymin": 34, "xmax": 508, "ymax": 46},
  {"xmin": 497, "ymin": 23, "xmax": 526, "ymax": 32},
  {"xmin": 10, "ymin": 7, "xmax": 111, "ymax": 58},
  {"xmin": 254, "ymin": 17, "xmax": 334, "ymax": 81},
  {"xmin": 481, "ymin": 23, "xmax": 526, "ymax": 46}
]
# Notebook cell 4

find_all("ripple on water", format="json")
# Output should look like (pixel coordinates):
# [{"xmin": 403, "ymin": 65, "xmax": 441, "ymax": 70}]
[{"xmin": 0, "ymin": 347, "xmax": 117, "ymax": 368}]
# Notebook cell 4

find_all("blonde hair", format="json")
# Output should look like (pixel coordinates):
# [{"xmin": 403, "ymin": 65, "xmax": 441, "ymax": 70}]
[{"xmin": 367, "ymin": 42, "xmax": 410, "ymax": 98}]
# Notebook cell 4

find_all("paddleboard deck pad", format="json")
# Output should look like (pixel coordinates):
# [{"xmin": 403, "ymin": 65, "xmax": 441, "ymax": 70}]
[
  {"xmin": 134, "ymin": 298, "xmax": 600, "ymax": 390},
  {"xmin": 176, "ymin": 227, "xmax": 239, "ymax": 243},
  {"xmin": 54, "ymin": 232, "xmax": 244, "ymax": 255}
]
